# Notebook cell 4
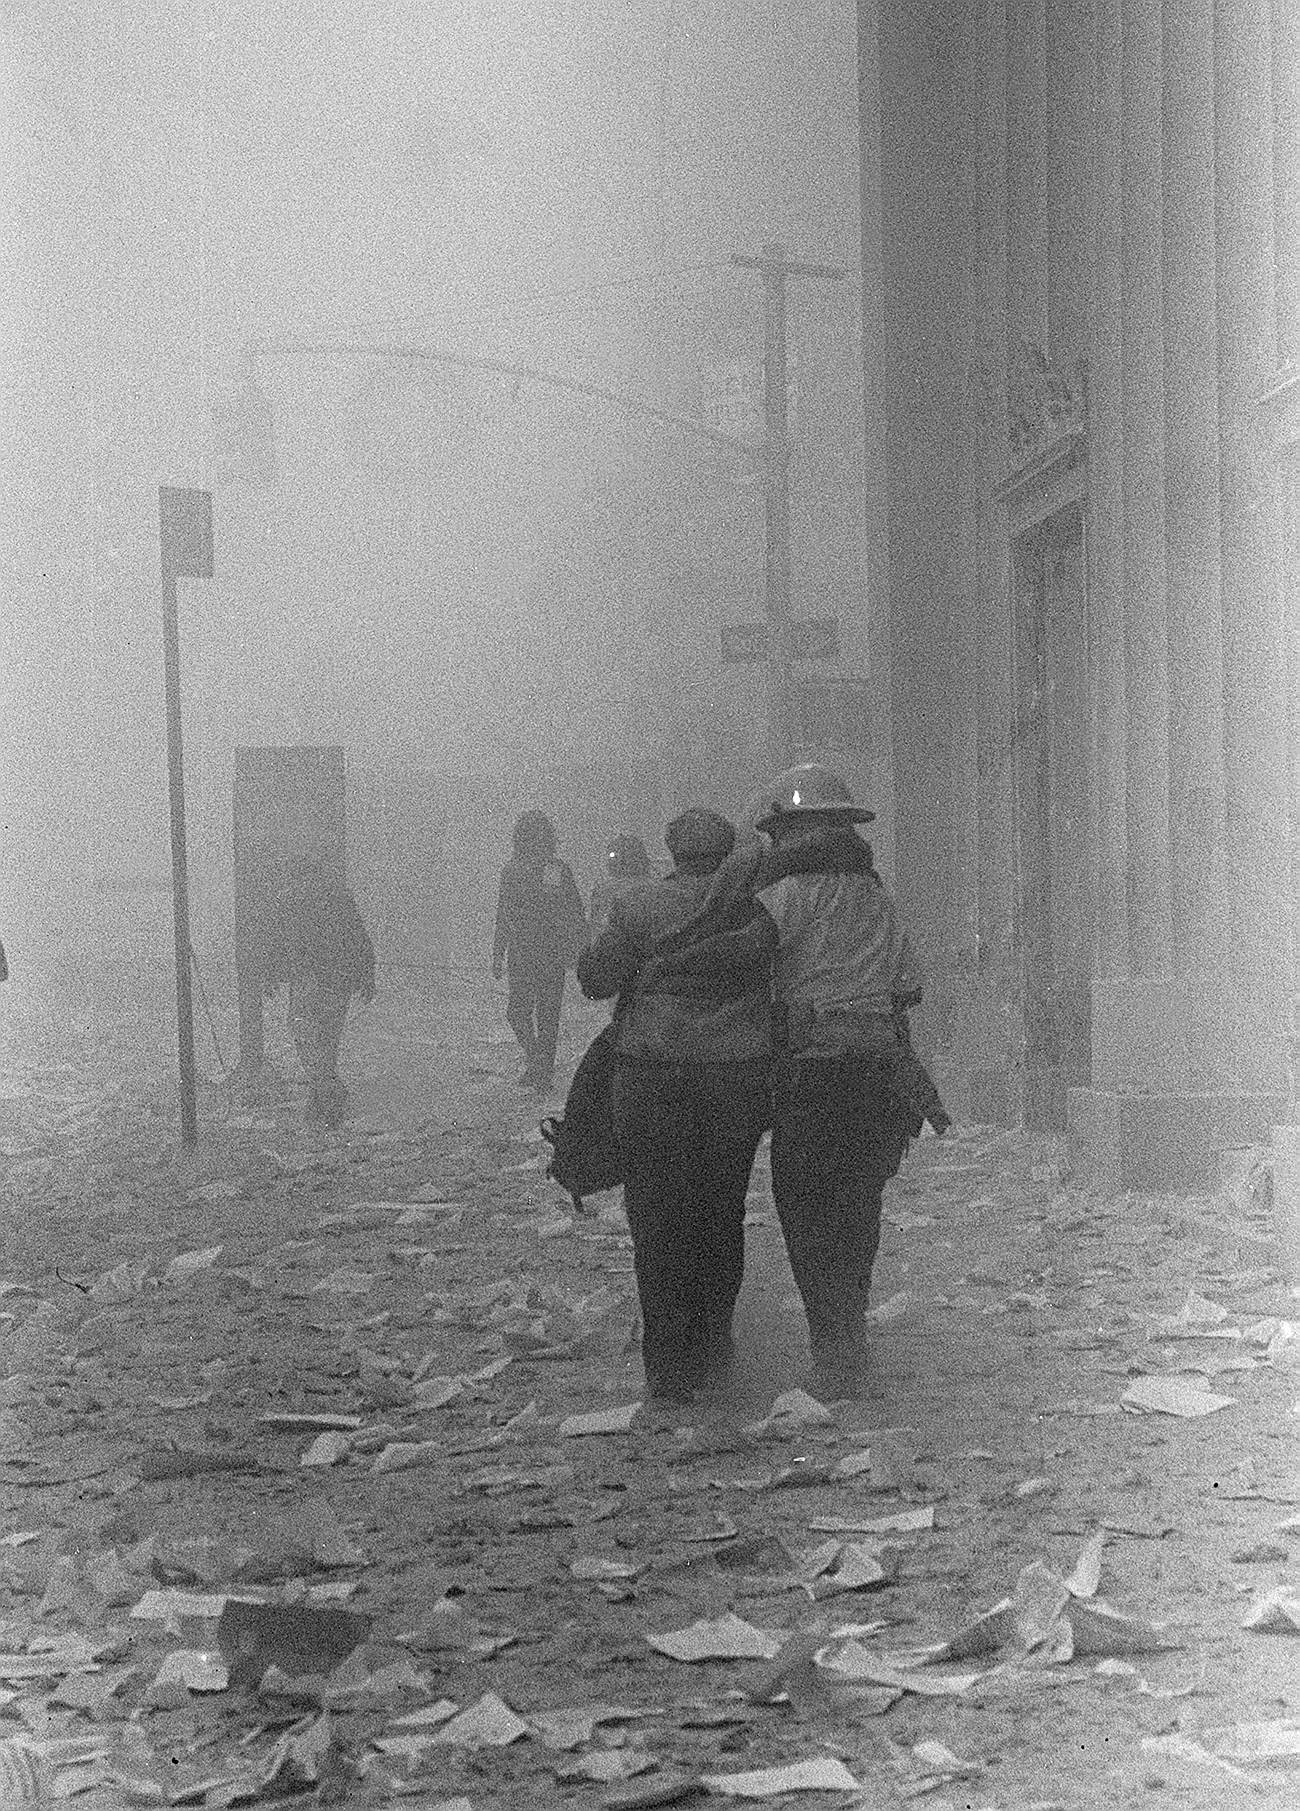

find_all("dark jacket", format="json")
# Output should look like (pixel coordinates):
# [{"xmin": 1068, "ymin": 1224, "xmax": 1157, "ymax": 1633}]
[
  {"xmin": 577, "ymin": 867, "xmax": 773, "ymax": 1063},
  {"xmin": 265, "ymin": 880, "xmax": 376, "ymax": 998},
  {"xmin": 493, "ymin": 856, "xmax": 587, "ymax": 976}
]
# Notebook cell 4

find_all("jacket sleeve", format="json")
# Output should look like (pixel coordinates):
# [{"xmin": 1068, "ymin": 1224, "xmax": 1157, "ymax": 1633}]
[
  {"xmin": 892, "ymin": 927, "xmax": 924, "ymax": 1004},
  {"xmin": 576, "ymin": 900, "xmax": 640, "ymax": 1001}
]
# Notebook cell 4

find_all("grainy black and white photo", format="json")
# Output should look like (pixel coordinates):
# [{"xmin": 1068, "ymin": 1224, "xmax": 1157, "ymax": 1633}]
[{"xmin": 1, "ymin": 2, "xmax": 1298, "ymax": 1805}]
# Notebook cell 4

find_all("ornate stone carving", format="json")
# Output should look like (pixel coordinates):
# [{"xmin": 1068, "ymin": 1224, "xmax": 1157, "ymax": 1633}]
[{"xmin": 1008, "ymin": 341, "xmax": 1088, "ymax": 466}]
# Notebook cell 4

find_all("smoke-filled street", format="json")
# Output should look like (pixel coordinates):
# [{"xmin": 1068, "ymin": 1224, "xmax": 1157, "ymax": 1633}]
[
  {"xmin": 6, "ymin": 0, "xmax": 1300, "ymax": 1804},
  {"xmin": 0, "ymin": 977, "xmax": 1297, "ymax": 1809}
]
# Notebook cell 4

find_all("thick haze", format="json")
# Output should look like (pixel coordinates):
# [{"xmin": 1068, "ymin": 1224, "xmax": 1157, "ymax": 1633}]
[{"xmin": 2, "ymin": 1, "xmax": 869, "ymax": 971}]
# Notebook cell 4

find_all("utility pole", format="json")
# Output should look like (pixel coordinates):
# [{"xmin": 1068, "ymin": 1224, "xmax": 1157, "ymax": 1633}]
[
  {"xmin": 732, "ymin": 241, "xmax": 848, "ymax": 774},
  {"xmin": 159, "ymin": 486, "xmax": 214, "ymax": 1149}
]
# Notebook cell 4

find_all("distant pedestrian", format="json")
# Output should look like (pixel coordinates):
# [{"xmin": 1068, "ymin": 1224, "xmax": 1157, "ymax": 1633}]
[
  {"xmin": 266, "ymin": 855, "xmax": 376, "ymax": 1127},
  {"xmin": 492, "ymin": 811, "xmax": 587, "ymax": 1095},
  {"xmin": 577, "ymin": 808, "xmax": 772, "ymax": 1404},
  {"xmin": 589, "ymin": 833, "xmax": 653, "ymax": 933}
]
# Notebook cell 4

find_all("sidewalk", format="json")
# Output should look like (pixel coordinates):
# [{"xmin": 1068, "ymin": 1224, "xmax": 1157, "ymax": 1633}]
[{"xmin": 0, "ymin": 973, "xmax": 1296, "ymax": 1808}]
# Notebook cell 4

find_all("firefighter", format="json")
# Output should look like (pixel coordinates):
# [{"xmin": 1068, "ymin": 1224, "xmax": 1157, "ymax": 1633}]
[{"xmin": 752, "ymin": 764, "xmax": 923, "ymax": 1398}]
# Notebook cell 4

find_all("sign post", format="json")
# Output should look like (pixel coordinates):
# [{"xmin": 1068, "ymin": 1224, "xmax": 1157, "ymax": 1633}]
[{"xmin": 159, "ymin": 486, "xmax": 214, "ymax": 1148}]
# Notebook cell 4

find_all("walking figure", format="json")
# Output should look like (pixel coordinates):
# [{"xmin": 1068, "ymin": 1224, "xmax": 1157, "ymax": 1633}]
[
  {"xmin": 492, "ymin": 811, "xmax": 587, "ymax": 1095},
  {"xmin": 266, "ymin": 855, "xmax": 376, "ymax": 1127}
]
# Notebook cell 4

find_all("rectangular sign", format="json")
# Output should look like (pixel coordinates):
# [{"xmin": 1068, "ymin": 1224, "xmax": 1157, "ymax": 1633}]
[
  {"xmin": 722, "ymin": 618, "xmax": 840, "ymax": 664},
  {"xmin": 789, "ymin": 617, "xmax": 840, "ymax": 661},
  {"xmin": 159, "ymin": 486, "xmax": 214, "ymax": 579},
  {"xmin": 721, "ymin": 622, "xmax": 769, "ymax": 664}
]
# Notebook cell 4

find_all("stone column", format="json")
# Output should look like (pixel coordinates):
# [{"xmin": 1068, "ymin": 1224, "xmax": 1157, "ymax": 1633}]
[
  {"xmin": 1089, "ymin": 0, "xmax": 1127, "ymax": 984},
  {"xmin": 1162, "ymin": 0, "xmax": 1227, "ymax": 1014},
  {"xmin": 972, "ymin": 0, "xmax": 1019, "ymax": 1124},
  {"xmin": 1005, "ymin": 0, "xmax": 1047, "ymax": 350},
  {"xmin": 1274, "ymin": 0, "xmax": 1300, "ymax": 368},
  {"xmin": 1216, "ymin": 0, "xmax": 1290, "ymax": 1094},
  {"xmin": 1272, "ymin": 0, "xmax": 1300, "ymax": 1110},
  {"xmin": 1120, "ymin": 0, "xmax": 1174, "ymax": 979}
]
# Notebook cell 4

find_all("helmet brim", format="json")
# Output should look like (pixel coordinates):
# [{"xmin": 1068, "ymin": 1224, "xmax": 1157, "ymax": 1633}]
[{"xmin": 755, "ymin": 803, "xmax": 876, "ymax": 834}]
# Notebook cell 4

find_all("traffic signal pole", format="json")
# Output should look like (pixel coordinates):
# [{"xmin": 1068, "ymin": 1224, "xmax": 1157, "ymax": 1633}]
[
  {"xmin": 158, "ymin": 486, "xmax": 214, "ymax": 1149},
  {"xmin": 733, "ymin": 243, "xmax": 848, "ymax": 773}
]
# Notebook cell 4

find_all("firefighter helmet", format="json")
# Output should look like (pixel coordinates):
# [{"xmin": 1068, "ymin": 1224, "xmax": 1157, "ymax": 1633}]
[{"xmin": 754, "ymin": 763, "xmax": 875, "ymax": 832}]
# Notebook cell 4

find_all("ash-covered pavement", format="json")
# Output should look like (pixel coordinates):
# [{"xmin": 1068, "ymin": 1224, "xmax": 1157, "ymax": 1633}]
[{"xmin": 0, "ymin": 969, "xmax": 1297, "ymax": 1810}]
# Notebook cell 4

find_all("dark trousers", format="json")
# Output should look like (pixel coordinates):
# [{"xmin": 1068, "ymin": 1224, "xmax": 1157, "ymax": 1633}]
[
  {"xmin": 613, "ymin": 1057, "xmax": 770, "ymax": 1394},
  {"xmin": 506, "ymin": 963, "xmax": 566, "ymax": 1081},
  {"xmin": 770, "ymin": 1050, "xmax": 910, "ymax": 1366}
]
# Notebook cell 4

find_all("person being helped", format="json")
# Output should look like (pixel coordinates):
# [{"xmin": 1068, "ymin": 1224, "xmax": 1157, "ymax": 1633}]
[
  {"xmin": 589, "ymin": 833, "xmax": 653, "ymax": 934},
  {"xmin": 492, "ymin": 810, "xmax": 587, "ymax": 1096},
  {"xmin": 266, "ymin": 854, "xmax": 376, "ymax": 1128},
  {"xmin": 577, "ymin": 808, "xmax": 772, "ymax": 1405}
]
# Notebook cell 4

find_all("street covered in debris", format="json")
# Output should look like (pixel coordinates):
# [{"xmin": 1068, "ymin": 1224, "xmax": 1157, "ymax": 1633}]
[{"xmin": 1, "ymin": 974, "xmax": 1297, "ymax": 1811}]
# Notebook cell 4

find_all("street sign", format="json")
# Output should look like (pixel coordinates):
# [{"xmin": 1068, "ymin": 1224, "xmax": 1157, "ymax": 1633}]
[
  {"xmin": 159, "ymin": 486, "xmax": 214, "ymax": 578},
  {"xmin": 789, "ymin": 617, "xmax": 840, "ymax": 661},
  {"xmin": 721, "ymin": 617, "xmax": 840, "ymax": 665},
  {"xmin": 721, "ymin": 622, "xmax": 769, "ymax": 664}
]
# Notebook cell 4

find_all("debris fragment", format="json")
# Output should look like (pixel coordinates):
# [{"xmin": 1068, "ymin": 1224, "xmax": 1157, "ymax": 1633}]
[
  {"xmin": 559, "ymin": 1403, "xmax": 642, "ymax": 1437},
  {"xmin": 1066, "ymin": 1597, "xmax": 1174, "ymax": 1656},
  {"xmin": 1064, "ymin": 1531, "xmax": 1104, "ymax": 1598},
  {"xmin": 0, "ymin": 1737, "xmax": 51, "ymax": 1806},
  {"xmin": 1121, "ymin": 1374, "xmax": 1236, "ymax": 1417},
  {"xmin": 432, "ymin": 1690, "xmax": 529, "ymax": 1746},
  {"xmin": 865, "ymin": 1292, "xmax": 909, "ymax": 1324},
  {"xmin": 1206, "ymin": 1720, "xmax": 1300, "ymax": 1762},
  {"xmin": 528, "ymin": 1704, "xmax": 644, "ymax": 1749},
  {"xmin": 163, "ymin": 1246, "xmax": 223, "ymax": 1282},
  {"xmin": 1242, "ymin": 1587, "xmax": 1300, "ymax": 1634},
  {"xmin": 302, "ymin": 1431, "xmax": 352, "ymax": 1467},
  {"xmin": 216, "ymin": 1599, "xmax": 370, "ymax": 1686},
  {"xmin": 808, "ymin": 1506, "xmax": 935, "ymax": 1536},
  {"xmin": 745, "ymin": 1390, "xmax": 833, "ymax": 1438},
  {"xmin": 151, "ymin": 1649, "xmax": 229, "ymax": 1692},
  {"xmin": 139, "ymin": 1449, "xmax": 262, "ymax": 1479},
  {"xmin": 820, "ymin": 1642, "xmax": 983, "ymax": 1695},
  {"xmin": 701, "ymin": 1757, "xmax": 861, "ymax": 1796},
  {"xmin": 647, "ymin": 1613, "xmax": 785, "ymax": 1663}
]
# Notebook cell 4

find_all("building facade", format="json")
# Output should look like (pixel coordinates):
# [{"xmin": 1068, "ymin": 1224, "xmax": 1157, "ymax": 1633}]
[{"xmin": 859, "ymin": 0, "xmax": 1299, "ymax": 1185}]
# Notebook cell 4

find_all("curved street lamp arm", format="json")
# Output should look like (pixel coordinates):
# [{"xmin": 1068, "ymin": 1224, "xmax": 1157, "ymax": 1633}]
[{"xmin": 247, "ymin": 338, "xmax": 765, "ymax": 465}]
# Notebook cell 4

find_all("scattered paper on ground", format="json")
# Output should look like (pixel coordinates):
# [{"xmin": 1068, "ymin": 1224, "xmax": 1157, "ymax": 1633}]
[
  {"xmin": 746, "ymin": 1389, "xmax": 833, "ymax": 1437},
  {"xmin": 431, "ymin": 1691, "xmax": 528, "ymax": 1746},
  {"xmin": 702, "ymin": 1757, "xmax": 861, "ymax": 1796},
  {"xmin": 1242, "ymin": 1587, "xmax": 1300, "ymax": 1634},
  {"xmin": 647, "ymin": 1613, "xmax": 785, "ymax": 1663},
  {"xmin": 1121, "ymin": 1374, "xmax": 1236, "ymax": 1417},
  {"xmin": 559, "ymin": 1402, "xmax": 642, "ymax": 1437}
]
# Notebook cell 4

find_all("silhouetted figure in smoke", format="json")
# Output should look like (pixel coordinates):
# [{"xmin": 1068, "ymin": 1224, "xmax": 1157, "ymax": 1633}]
[
  {"xmin": 492, "ymin": 811, "xmax": 587, "ymax": 1096},
  {"xmin": 265, "ymin": 856, "xmax": 376, "ymax": 1127},
  {"xmin": 589, "ymin": 832, "xmax": 653, "ymax": 933}
]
